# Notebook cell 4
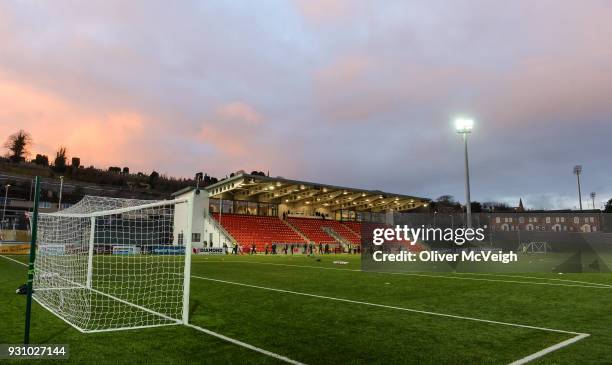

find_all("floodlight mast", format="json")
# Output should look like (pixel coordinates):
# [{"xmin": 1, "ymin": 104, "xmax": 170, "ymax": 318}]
[
  {"xmin": 2, "ymin": 184, "xmax": 10, "ymax": 228},
  {"xmin": 573, "ymin": 165, "xmax": 583, "ymax": 211},
  {"xmin": 455, "ymin": 118, "xmax": 474, "ymax": 228}
]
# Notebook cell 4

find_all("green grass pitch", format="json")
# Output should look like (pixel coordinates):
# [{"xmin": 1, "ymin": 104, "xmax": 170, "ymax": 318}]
[{"xmin": 1, "ymin": 253, "xmax": 611, "ymax": 364}]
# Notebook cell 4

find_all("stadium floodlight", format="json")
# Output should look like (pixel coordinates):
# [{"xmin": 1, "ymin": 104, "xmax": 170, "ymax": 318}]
[
  {"xmin": 2, "ymin": 184, "xmax": 10, "ymax": 228},
  {"xmin": 455, "ymin": 118, "xmax": 474, "ymax": 228},
  {"xmin": 454, "ymin": 118, "xmax": 474, "ymax": 134},
  {"xmin": 590, "ymin": 192, "xmax": 596, "ymax": 210},
  {"xmin": 32, "ymin": 195, "xmax": 194, "ymax": 333},
  {"xmin": 573, "ymin": 165, "xmax": 583, "ymax": 211}
]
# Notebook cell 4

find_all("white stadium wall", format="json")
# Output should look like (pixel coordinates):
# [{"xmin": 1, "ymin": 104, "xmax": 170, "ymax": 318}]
[
  {"xmin": 174, "ymin": 188, "xmax": 234, "ymax": 250},
  {"xmin": 173, "ymin": 188, "xmax": 209, "ymax": 250}
]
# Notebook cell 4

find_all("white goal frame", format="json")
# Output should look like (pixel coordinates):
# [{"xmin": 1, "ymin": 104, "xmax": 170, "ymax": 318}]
[
  {"xmin": 32, "ymin": 196, "xmax": 194, "ymax": 333},
  {"xmin": 518, "ymin": 241, "xmax": 551, "ymax": 254}
]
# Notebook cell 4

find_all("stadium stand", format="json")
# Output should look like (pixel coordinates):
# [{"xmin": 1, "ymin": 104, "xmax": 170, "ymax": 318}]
[
  {"xmin": 286, "ymin": 217, "xmax": 361, "ymax": 245},
  {"xmin": 212, "ymin": 213, "xmax": 306, "ymax": 251}
]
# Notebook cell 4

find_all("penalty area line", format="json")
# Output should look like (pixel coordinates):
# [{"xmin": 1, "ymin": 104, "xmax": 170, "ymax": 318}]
[
  {"xmin": 193, "ymin": 275, "xmax": 590, "ymax": 364},
  {"xmin": 197, "ymin": 259, "xmax": 612, "ymax": 289}
]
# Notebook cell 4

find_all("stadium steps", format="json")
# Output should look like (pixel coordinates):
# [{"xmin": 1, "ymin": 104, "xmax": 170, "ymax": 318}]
[
  {"xmin": 321, "ymin": 227, "xmax": 351, "ymax": 248},
  {"xmin": 341, "ymin": 221, "xmax": 361, "ymax": 238},
  {"xmin": 286, "ymin": 217, "xmax": 362, "ymax": 245},
  {"xmin": 282, "ymin": 219, "xmax": 311, "ymax": 243},
  {"xmin": 286, "ymin": 217, "xmax": 337, "ymax": 244}
]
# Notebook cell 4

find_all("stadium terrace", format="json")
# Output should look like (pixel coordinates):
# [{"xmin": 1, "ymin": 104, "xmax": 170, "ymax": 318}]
[{"xmin": 171, "ymin": 172, "xmax": 430, "ymax": 254}]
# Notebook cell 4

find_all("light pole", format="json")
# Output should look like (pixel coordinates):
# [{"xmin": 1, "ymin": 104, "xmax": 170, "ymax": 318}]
[
  {"xmin": 2, "ymin": 184, "xmax": 10, "ymax": 229},
  {"xmin": 573, "ymin": 166, "xmax": 582, "ymax": 211},
  {"xmin": 455, "ymin": 118, "xmax": 474, "ymax": 228},
  {"xmin": 591, "ymin": 192, "xmax": 596, "ymax": 210},
  {"xmin": 58, "ymin": 176, "xmax": 64, "ymax": 211}
]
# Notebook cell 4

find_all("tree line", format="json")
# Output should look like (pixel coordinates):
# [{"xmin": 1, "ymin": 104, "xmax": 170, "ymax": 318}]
[{"xmin": 2, "ymin": 129, "xmax": 218, "ymax": 194}]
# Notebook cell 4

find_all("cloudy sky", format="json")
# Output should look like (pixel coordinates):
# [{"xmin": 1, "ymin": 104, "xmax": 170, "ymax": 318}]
[{"xmin": 1, "ymin": 0, "xmax": 611, "ymax": 209}]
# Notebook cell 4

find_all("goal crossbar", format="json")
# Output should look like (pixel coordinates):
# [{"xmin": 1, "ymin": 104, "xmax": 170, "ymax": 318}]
[{"xmin": 43, "ymin": 198, "xmax": 189, "ymax": 219}]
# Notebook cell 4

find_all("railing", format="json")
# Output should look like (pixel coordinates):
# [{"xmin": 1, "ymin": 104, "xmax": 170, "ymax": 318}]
[
  {"xmin": 208, "ymin": 213, "xmax": 237, "ymax": 245},
  {"xmin": 282, "ymin": 219, "xmax": 310, "ymax": 242},
  {"xmin": 322, "ymin": 227, "xmax": 350, "ymax": 246}
]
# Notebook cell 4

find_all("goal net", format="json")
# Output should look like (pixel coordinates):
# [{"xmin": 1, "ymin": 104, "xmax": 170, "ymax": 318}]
[
  {"xmin": 32, "ymin": 195, "xmax": 193, "ymax": 333},
  {"xmin": 518, "ymin": 241, "xmax": 551, "ymax": 254}
]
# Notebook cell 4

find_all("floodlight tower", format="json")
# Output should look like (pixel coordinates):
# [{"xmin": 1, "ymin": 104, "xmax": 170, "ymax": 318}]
[
  {"xmin": 573, "ymin": 165, "xmax": 583, "ymax": 211},
  {"xmin": 455, "ymin": 118, "xmax": 474, "ymax": 228},
  {"xmin": 591, "ymin": 192, "xmax": 596, "ymax": 210},
  {"xmin": 2, "ymin": 184, "xmax": 10, "ymax": 228}
]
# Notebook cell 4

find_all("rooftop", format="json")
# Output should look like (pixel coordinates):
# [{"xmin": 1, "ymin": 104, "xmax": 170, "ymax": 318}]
[{"xmin": 199, "ymin": 173, "xmax": 429, "ymax": 213}]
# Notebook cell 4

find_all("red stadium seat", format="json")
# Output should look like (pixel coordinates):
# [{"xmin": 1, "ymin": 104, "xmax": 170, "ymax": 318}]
[
  {"xmin": 212, "ymin": 213, "xmax": 306, "ymax": 252},
  {"xmin": 286, "ymin": 217, "xmax": 361, "ymax": 245}
]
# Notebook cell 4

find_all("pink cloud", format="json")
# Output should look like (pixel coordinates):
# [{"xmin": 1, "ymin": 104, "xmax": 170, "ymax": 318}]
[
  {"xmin": 0, "ymin": 73, "xmax": 146, "ymax": 168},
  {"xmin": 216, "ymin": 101, "xmax": 263, "ymax": 126},
  {"xmin": 198, "ymin": 101, "xmax": 266, "ymax": 157},
  {"xmin": 294, "ymin": 0, "xmax": 355, "ymax": 24}
]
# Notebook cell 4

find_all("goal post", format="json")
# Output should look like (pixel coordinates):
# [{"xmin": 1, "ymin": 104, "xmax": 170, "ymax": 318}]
[
  {"xmin": 182, "ymin": 195, "xmax": 194, "ymax": 324},
  {"xmin": 86, "ymin": 216, "xmax": 95, "ymax": 289},
  {"xmin": 31, "ymin": 195, "xmax": 193, "ymax": 333}
]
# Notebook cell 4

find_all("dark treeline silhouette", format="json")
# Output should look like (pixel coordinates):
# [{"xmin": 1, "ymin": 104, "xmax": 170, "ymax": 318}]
[
  {"xmin": 1, "ymin": 130, "xmax": 220, "ymax": 201},
  {"xmin": 425, "ymin": 195, "xmax": 516, "ymax": 214},
  {"xmin": 605, "ymin": 199, "xmax": 612, "ymax": 213}
]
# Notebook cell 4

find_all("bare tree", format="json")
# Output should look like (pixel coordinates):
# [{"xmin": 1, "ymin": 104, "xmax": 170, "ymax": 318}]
[{"xmin": 4, "ymin": 130, "xmax": 32, "ymax": 163}]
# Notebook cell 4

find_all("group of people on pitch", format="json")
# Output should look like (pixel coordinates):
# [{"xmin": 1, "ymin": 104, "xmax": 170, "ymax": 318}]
[{"xmin": 230, "ymin": 242, "xmax": 357, "ymax": 255}]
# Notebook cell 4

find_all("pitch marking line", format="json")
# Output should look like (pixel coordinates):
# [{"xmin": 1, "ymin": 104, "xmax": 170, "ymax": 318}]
[
  {"xmin": 508, "ymin": 333, "xmax": 589, "ymax": 365},
  {"xmin": 185, "ymin": 323, "xmax": 305, "ymax": 365},
  {"xmin": 199, "ymin": 259, "xmax": 612, "ymax": 289},
  {"xmin": 0, "ymin": 255, "xmax": 305, "ymax": 365},
  {"xmin": 0, "ymin": 254, "xmax": 26, "ymax": 266},
  {"xmin": 193, "ymin": 275, "xmax": 590, "ymax": 365},
  {"xmin": 456, "ymin": 272, "xmax": 612, "ymax": 288}
]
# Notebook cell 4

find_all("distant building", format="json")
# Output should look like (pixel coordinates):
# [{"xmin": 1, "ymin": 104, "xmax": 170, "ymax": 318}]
[{"xmin": 489, "ymin": 199, "xmax": 602, "ymax": 233}]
